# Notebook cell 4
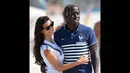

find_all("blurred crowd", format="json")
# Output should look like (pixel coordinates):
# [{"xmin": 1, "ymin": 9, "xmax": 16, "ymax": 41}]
[{"xmin": 30, "ymin": 0, "xmax": 100, "ymax": 41}]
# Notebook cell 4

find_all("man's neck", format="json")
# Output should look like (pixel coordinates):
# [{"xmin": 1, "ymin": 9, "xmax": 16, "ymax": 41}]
[{"xmin": 65, "ymin": 23, "xmax": 79, "ymax": 31}]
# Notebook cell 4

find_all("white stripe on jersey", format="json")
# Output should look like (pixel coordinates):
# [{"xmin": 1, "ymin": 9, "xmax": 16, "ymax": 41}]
[
  {"xmin": 64, "ymin": 58, "xmax": 78, "ymax": 61},
  {"xmin": 64, "ymin": 52, "xmax": 89, "ymax": 55},
  {"xmin": 61, "ymin": 43, "xmax": 87, "ymax": 47},
  {"xmin": 63, "ymin": 49, "xmax": 89, "ymax": 52},
  {"xmin": 64, "ymin": 55, "xmax": 89, "ymax": 58},
  {"xmin": 63, "ymin": 46, "xmax": 89, "ymax": 50},
  {"xmin": 64, "ymin": 55, "xmax": 81, "ymax": 58}
]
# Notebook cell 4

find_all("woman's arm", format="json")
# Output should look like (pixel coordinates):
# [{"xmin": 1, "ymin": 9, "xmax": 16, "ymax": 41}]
[{"xmin": 43, "ymin": 49, "xmax": 88, "ymax": 72}]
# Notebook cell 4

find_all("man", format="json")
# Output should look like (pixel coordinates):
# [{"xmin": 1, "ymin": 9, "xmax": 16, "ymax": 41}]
[{"xmin": 54, "ymin": 4, "xmax": 100, "ymax": 73}]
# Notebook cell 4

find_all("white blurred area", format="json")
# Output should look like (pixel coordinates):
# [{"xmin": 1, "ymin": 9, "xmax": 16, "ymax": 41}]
[
  {"xmin": 30, "ymin": 0, "xmax": 100, "ymax": 73},
  {"xmin": 30, "ymin": 6, "xmax": 46, "ymax": 73},
  {"xmin": 30, "ymin": 6, "xmax": 46, "ymax": 42}
]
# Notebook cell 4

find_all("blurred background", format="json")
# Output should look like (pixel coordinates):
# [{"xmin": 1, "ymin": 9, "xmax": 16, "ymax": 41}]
[{"xmin": 30, "ymin": 0, "xmax": 100, "ymax": 73}]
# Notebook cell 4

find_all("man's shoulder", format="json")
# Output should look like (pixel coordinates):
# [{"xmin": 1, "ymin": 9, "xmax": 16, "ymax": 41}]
[
  {"xmin": 55, "ymin": 25, "xmax": 64, "ymax": 32},
  {"xmin": 54, "ymin": 26, "xmax": 64, "ymax": 36},
  {"xmin": 79, "ymin": 24, "xmax": 93, "ymax": 31}
]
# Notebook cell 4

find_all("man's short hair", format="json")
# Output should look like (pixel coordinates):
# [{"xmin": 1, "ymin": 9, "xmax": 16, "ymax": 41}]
[{"xmin": 63, "ymin": 4, "xmax": 80, "ymax": 18}]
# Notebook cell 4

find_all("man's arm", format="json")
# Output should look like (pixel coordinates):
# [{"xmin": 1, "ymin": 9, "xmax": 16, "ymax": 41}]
[{"xmin": 89, "ymin": 43, "xmax": 100, "ymax": 73}]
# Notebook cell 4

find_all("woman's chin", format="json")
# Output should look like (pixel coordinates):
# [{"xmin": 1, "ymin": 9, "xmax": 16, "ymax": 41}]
[{"xmin": 50, "ymin": 32, "xmax": 54, "ymax": 36}]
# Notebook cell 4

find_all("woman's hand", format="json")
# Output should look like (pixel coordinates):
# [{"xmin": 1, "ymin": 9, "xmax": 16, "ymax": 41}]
[{"xmin": 76, "ymin": 53, "xmax": 89, "ymax": 65}]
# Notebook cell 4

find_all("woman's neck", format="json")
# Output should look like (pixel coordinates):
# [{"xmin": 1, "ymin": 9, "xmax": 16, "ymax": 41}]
[{"xmin": 44, "ymin": 35, "xmax": 54, "ymax": 44}]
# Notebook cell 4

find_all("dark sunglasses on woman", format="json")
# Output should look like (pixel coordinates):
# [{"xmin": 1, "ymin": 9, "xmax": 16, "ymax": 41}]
[{"xmin": 43, "ymin": 21, "xmax": 54, "ymax": 30}]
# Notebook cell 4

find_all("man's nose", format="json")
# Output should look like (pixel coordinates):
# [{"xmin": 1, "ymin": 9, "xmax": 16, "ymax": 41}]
[
  {"xmin": 75, "ymin": 14, "xmax": 80, "ymax": 17},
  {"xmin": 72, "ymin": 14, "xmax": 79, "ymax": 18}
]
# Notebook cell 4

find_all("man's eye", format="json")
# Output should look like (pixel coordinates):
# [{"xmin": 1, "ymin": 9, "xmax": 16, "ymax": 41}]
[
  {"xmin": 76, "ymin": 12, "xmax": 79, "ymax": 14},
  {"xmin": 73, "ymin": 12, "xmax": 79, "ymax": 15}
]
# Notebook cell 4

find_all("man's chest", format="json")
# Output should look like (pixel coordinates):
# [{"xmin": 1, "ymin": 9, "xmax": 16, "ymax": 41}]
[{"xmin": 58, "ymin": 32, "xmax": 89, "ymax": 46}]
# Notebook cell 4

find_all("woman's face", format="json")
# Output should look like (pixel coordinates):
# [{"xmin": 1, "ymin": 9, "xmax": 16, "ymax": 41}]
[{"xmin": 42, "ymin": 20, "xmax": 54, "ymax": 37}]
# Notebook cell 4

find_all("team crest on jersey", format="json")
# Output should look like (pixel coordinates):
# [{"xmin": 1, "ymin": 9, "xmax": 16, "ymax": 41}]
[{"xmin": 79, "ymin": 34, "xmax": 84, "ymax": 41}]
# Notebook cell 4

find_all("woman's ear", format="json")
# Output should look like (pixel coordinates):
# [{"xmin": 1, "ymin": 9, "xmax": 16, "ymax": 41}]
[{"xmin": 41, "ymin": 30, "xmax": 44, "ymax": 33}]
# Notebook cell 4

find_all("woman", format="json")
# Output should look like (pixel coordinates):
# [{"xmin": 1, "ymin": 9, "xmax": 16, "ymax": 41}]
[{"xmin": 33, "ymin": 16, "xmax": 89, "ymax": 73}]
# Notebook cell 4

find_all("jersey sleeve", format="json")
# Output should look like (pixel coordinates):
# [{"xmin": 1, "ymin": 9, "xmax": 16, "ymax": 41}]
[{"xmin": 87, "ymin": 27, "xmax": 97, "ymax": 47}]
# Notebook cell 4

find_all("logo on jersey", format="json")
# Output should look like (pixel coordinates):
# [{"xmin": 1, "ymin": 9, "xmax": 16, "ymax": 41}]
[
  {"xmin": 79, "ymin": 34, "xmax": 84, "ymax": 41},
  {"xmin": 61, "ymin": 38, "xmax": 66, "ymax": 40}
]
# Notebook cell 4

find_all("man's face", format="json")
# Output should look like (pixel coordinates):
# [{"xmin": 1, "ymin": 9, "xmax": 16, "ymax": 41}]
[{"xmin": 65, "ymin": 6, "xmax": 80, "ymax": 24}]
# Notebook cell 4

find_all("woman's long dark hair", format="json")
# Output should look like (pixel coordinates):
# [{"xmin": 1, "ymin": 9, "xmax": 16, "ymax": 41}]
[
  {"xmin": 33, "ymin": 16, "xmax": 50, "ymax": 65},
  {"xmin": 33, "ymin": 16, "xmax": 50, "ymax": 73},
  {"xmin": 33, "ymin": 16, "xmax": 62, "ymax": 73}
]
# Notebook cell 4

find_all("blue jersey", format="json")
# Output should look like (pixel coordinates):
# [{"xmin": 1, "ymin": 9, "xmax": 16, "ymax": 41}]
[{"xmin": 54, "ymin": 24, "xmax": 97, "ymax": 73}]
